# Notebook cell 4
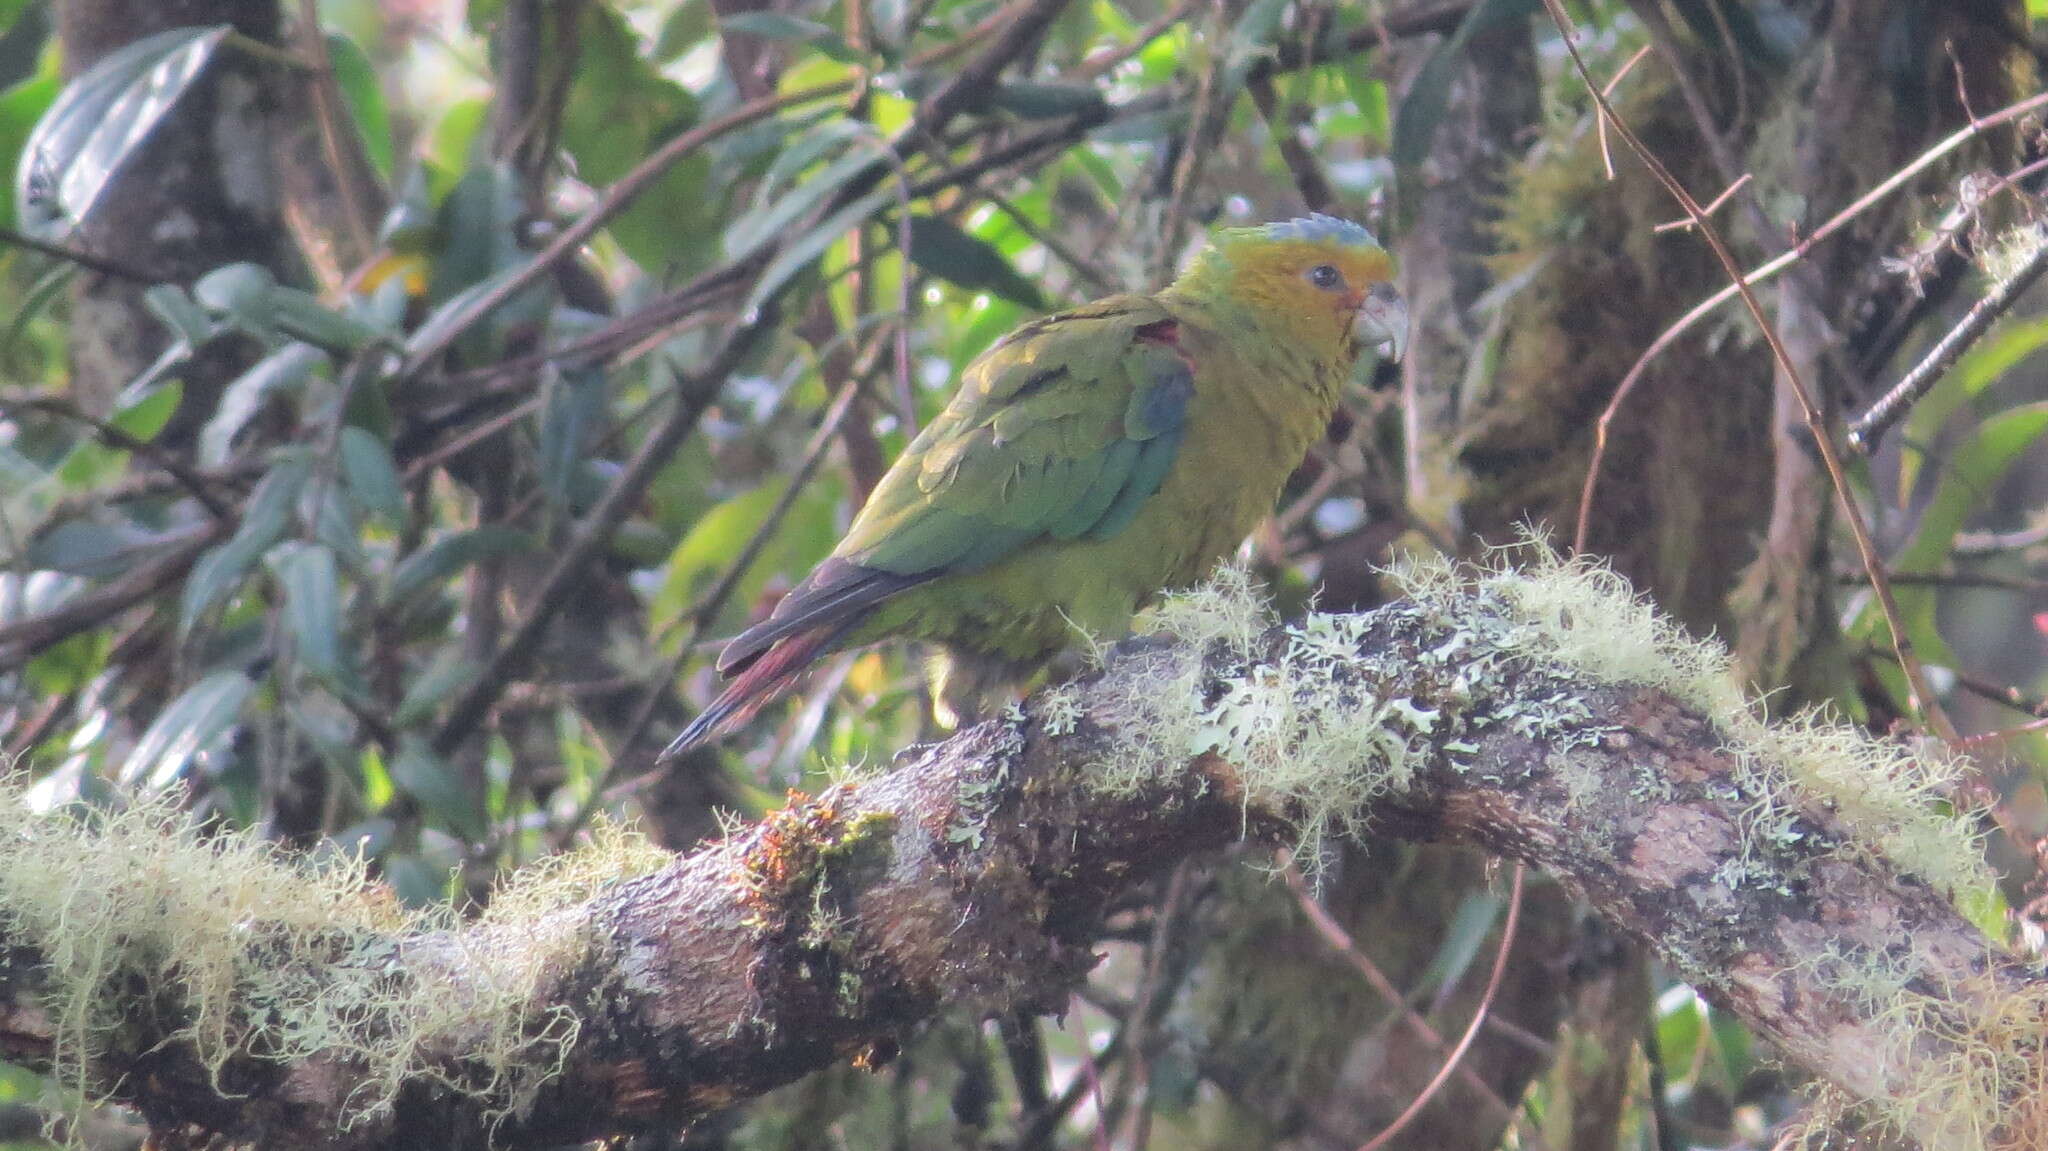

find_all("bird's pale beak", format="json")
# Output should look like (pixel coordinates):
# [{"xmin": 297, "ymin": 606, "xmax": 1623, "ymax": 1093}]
[{"xmin": 1354, "ymin": 283, "xmax": 1408, "ymax": 362}]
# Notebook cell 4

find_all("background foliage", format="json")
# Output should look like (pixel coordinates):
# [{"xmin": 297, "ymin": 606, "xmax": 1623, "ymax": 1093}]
[{"xmin": 0, "ymin": 0, "xmax": 2045, "ymax": 1147}]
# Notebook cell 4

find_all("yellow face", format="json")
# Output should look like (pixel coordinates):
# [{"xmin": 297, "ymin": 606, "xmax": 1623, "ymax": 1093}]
[{"xmin": 1215, "ymin": 229, "xmax": 1407, "ymax": 362}]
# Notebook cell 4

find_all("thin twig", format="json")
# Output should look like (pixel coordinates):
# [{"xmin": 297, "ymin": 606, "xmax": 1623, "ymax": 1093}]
[
  {"xmin": 972, "ymin": 179, "xmax": 1115, "ymax": 295},
  {"xmin": 1574, "ymin": 87, "xmax": 2048, "ymax": 553},
  {"xmin": 0, "ymin": 393, "xmax": 233, "ymax": 522},
  {"xmin": 1955, "ymin": 715, "xmax": 2048, "ymax": 749},
  {"xmin": 1952, "ymin": 666, "xmax": 2048, "ymax": 719},
  {"xmin": 1955, "ymin": 514, "xmax": 2048, "ymax": 556},
  {"xmin": 551, "ymin": 366, "xmax": 871, "ymax": 845},
  {"xmin": 1596, "ymin": 45, "xmax": 1654, "ymax": 180},
  {"xmin": 1836, "ymin": 569, "xmax": 2047, "ymax": 597},
  {"xmin": 1654, "ymin": 172, "xmax": 1752, "ymax": 233},
  {"xmin": 1105, "ymin": 862, "xmax": 1199, "ymax": 1148},
  {"xmin": 407, "ymin": 0, "xmax": 1062, "ymax": 389},
  {"xmin": 294, "ymin": 0, "xmax": 378, "ymax": 260},
  {"xmin": 1154, "ymin": 0, "xmax": 1231, "ymax": 285},
  {"xmin": 1355, "ymin": 864, "xmax": 1526, "ymax": 1151},
  {"xmin": 397, "ymin": 85, "xmax": 845, "ymax": 377},
  {"xmin": 0, "ymin": 225, "xmax": 161, "ymax": 282},
  {"xmin": 1279, "ymin": 858, "xmax": 1547, "ymax": 1144},
  {"xmin": 429, "ymin": 325, "xmax": 763, "ymax": 757},
  {"xmin": 1543, "ymin": 0, "xmax": 1959, "ymax": 746},
  {"xmin": 0, "ymin": 528, "xmax": 222, "ymax": 665},
  {"xmin": 1073, "ymin": 0, "xmax": 1195, "ymax": 80},
  {"xmin": 402, "ymin": 397, "xmax": 545, "ymax": 483},
  {"xmin": 1250, "ymin": 73, "xmax": 1335, "ymax": 211},
  {"xmin": 1848, "ymin": 223, "xmax": 2048, "ymax": 453},
  {"xmin": 904, "ymin": 99, "xmax": 1135, "ymax": 199}
]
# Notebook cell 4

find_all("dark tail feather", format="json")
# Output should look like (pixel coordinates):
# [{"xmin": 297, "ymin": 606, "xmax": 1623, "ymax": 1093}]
[{"xmin": 657, "ymin": 625, "xmax": 846, "ymax": 762}]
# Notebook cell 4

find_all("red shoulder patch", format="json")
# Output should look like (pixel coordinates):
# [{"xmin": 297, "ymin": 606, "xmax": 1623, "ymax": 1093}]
[{"xmin": 1133, "ymin": 318, "xmax": 1180, "ymax": 347}]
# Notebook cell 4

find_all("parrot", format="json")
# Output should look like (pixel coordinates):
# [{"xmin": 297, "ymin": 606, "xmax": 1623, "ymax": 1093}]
[{"xmin": 659, "ymin": 214, "xmax": 1407, "ymax": 760}]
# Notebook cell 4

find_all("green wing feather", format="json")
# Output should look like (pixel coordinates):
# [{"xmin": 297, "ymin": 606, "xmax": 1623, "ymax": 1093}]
[
  {"xmin": 839, "ymin": 296, "xmax": 1194, "ymax": 576},
  {"xmin": 709, "ymin": 296, "xmax": 1194, "ymax": 680}
]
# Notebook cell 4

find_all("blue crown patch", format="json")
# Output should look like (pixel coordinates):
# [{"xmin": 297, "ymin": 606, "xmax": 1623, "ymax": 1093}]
[{"xmin": 1254, "ymin": 213, "xmax": 1380, "ymax": 249}]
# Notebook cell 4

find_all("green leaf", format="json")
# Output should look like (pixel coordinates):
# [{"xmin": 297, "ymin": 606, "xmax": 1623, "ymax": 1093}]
[
  {"xmin": 1393, "ymin": 0, "xmax": 1537, "ymax": 173},
  {"xmin": 427, "ymin": 163, "xmax": 525, "ymax": 304},
  {"xmin": 1854, "ymin": 402, "xmax": 2048, "ymax": 709},
  {"xmin": 986, "ymin": 81, "xmax": 1107, "ymax": 120},
  {"xmin": 25, "ymin": 629, "xmax": 110, "ymax": 699},
  {"xmin": 0, "ymin": 71, "xmax": 57, "ymax": 229},
  {"xmin": 201, "ymin": 343, "xmax": 325, "ymax": 467},
  {"xmin": 393, "ymin": 650, "xmax": 478, "ymax": 728},
  {"xmin": 182, "ymin": 453, "xmax": 310, "ymax": 633},
  {"xmin": 718, "ymin": 12, "xmax": 861, "ymax": 63},
  {"xmin": 756, "ymin": 117, "xmax": 864, "ymax": 202},
  {"xmin": 1895, "ymin": 402, "xmax": 2048, "ymax": 574},
  {"xmin": 538, "ymin": 365, "xmax": 607, "ymax": 512},
  {"xmin": 338, "ymin": 426, "xmax": 405, "ymax": 524},
  {"xmin": 651, "ymin": 476, "xmax": 841, "ymax": 638},
  {"xmin": 726, "ymin": 141, "xmax": 883, "ymax": 263},
  {"xmin": 1899, "ymin": 314, "xmax": 2048, "ymax": 496},
  {"xmin": 0, "ymin": 0, "xmax": 38, "ymax": 35},
  {"xmin": 904, "ymin": 214, "xmax": 1046, "ymax": 309},
  {"xmin": 744, "ymin": 186, "xmax": 894, "ymax": 315},
  {"xmin": 1415, "ymin": 891, "xmax": 1503, "ymax": 994},
  {"xmin": 119, "ymin": 668, "xmax": 254, "ymax": 789},
  {"xmin": 144, "ymin": 282, "xmax": 215, "ymax": 347},
  {"xmin": 53, "ymin": 436, "xmax": 125, "ymax": 489},
  {"xmin": 108, "ymin": 379, "xmax": 182, "ymax": 442},
  {"xmin": 1223, "ymin": 0, "xmax": 1291, "ymax": 72},
  {"xmin": 423, "ymin": 98, "xmax": 488, "ymax": 199},
  {"xmin": 654, "ymin": 3, "xmax": 713, "ymax": 60},
  {"xmin": 1655, "ymin": 986, "xmax": 1705, "ymax": 1074},
  {"xmin": 25, "ymin": 520, "xmax": 169, "ymax": 578},
  {"xmin": 465, "ymin": 0, "xmax": 508, "ymax": 29},
  {"xmin": 266, "ymin": 541, "xmax": 351, "ymax": 690},
  {"xmin": 193, "ymin": 261, "xmax": 276, "ymax": 318},
  {"xmin": 560, "ymin": 6, "xmax": 711, "ymax": 271},
  {"xmin": 262, "ymin": 283, "xmax": 391, "ymax": 352},
  {"xmin": 18, "ymin": 24, "xmax": 232, "ymax": 239},
  {"xmin": 386, "ymin": 526, "xmax": 533, "ymax": 608},
  {"xmin": 383, "ymin": 853, "xmax": 454, "ymax": 908},
  {"xmin": 1340, "ymin": 65, "xmax": 1390, "ymax": 145},
  {"xmin": 389, "ymin": 735, "xmax": 484, "ymax": 839},
  {"xmin": 2, "ymin": 256, "xmax": 70, "ymax": 357},
  {"xmin": 324, "ymin": 31, "xmax": 392, "ymax": 178},
  {"xmin": 194, "ymin": 262, "xmax": 386, "ymax": 352},
  {"xmin": 405, "ymin": 264, "xmax": 539, "ymax": 361}
]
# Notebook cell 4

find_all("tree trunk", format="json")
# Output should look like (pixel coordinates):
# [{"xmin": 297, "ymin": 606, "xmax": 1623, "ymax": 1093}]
[{"xmin": 58, "ymin": 0, "xmax": 287, "ymax": 454}]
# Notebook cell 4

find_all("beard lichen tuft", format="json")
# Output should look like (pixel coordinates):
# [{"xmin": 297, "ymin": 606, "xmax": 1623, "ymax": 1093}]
[
  {"xmin": 1387, "ymin": 539, "xmax": 1988, "ymax": 903},
  {"xmin": 1090, "ymin": 565, "xmax": 1435, "ymax": 878},
  {"xmin": 0, "ymin": 786, "xmax": 669, "ymax": 1140}
]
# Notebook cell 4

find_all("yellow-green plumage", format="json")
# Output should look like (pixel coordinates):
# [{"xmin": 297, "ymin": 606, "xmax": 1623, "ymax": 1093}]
[{"xmin": 662, "ymin": 215, "xmax": 1406, "ymax": 757}]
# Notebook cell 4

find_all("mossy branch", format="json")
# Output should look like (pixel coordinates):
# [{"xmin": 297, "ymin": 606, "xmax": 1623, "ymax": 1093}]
[{"xmin": 0, "ymin": 555, "xmax": 2035, "ymax": 1149}]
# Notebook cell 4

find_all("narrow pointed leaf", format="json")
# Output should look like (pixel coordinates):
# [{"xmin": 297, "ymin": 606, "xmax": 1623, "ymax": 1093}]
[
  {"xmin": 905, "ymin": 214, "xmax": 1045, "ymax": 309},
  {"xmin": 18, "ymin": 24, "xmax": 232, "ymax": 239}
]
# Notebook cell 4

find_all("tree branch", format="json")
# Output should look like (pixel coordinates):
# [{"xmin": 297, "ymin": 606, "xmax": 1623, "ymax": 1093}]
[{"xmin": 0, "ymin": 558, "xmax": 2029, "ymax": 1150}]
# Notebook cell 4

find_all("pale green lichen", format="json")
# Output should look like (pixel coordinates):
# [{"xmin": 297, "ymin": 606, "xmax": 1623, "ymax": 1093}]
[
  {"xmin": 1977, "ymin": 221, "xmax": 2048, "ymax": 289},
  {"xmin": 1387, "ymin": 542, "xmax": 1988, "ymax": 902},
  {"xmin": 1786, "ymin": 941, "xmax": 2048, "ymax": 1150},
  {"xmin": 1087, "ymin": 547, "xmax": 2010, "ymax": 1146},
  {"xmin": 1035, "ymin": 682, "xmax": 1084, "ymax": 736},
  {"xmin": 0, "ymin": 789, "xmax": 669, "ymax": 1138},
  {"xmin": 1092, "ymin": 565, "xmax": 1435, "ymax": 874},
  {"xmin": 1093, "ymin": 545, "xmax": 1985, "ymax": 904},
  {"xmin": 1386, "ymin": 544, "xmax": 2014, "ymax": 1149}
]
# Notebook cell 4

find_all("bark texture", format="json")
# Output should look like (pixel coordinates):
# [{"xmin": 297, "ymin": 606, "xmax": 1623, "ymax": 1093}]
[
  {"xmin": 58, "ymin": 0, "xmax": 288, "ymax": 451},
  {"xmin": 0, "ymin": 578, "xmax": 2028, "ymax": 1150}
]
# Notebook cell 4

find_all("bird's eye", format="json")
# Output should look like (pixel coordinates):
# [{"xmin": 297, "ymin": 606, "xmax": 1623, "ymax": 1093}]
[{"xmin": 1308, "ymin": 264, "xmax": 1344, "ymax": 291}]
